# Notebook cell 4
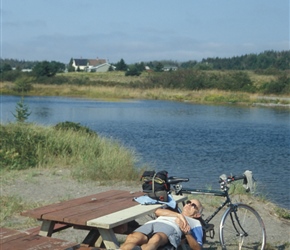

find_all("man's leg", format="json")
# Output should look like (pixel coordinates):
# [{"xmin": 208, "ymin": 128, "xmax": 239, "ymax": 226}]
[
  {"xmin": 121, "ymin": 231, "xmax": 148, "ymax": 250},
  {"xmin": 142, "ymin": 232, "xmax": 169, "ymax": 250}
]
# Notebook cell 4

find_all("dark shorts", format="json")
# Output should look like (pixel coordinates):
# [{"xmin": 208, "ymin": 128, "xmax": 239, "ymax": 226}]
[{"xmin": 134, "ymin": 222, "xmax": 180, "ymax": 248}]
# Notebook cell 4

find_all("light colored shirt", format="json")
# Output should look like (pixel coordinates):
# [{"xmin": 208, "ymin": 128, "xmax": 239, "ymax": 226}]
[{"xmin": 146, "ymin": 215, "xmax": 203, "ymax": 246}]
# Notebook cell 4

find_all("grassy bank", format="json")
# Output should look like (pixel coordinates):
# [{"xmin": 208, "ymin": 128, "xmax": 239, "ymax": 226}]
[
  {"xmin": 1, "ymin": 70, "xmax": 290, "ymax": 106},
  {"xmin": 0, "ymin": 122, "xmax": 143, "ymax": 181},
  {"xmin": 2, "ymin": 81, "xmax": 290, "ymax": 107}
]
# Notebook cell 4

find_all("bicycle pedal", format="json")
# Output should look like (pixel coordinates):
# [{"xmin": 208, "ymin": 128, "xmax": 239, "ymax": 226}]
[
  {"xmin": 204, "ymin": 223, "xmax": 214, "ymax": 232},
  {"xmin": 204, "ymin": 224, "xmax": 215, "ymax": 239}
]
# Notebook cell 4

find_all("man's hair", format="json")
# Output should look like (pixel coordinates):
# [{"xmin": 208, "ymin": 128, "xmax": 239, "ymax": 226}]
[{"xmin": 198, "ymin": 205, "xmax": 204, "ymax": 215}]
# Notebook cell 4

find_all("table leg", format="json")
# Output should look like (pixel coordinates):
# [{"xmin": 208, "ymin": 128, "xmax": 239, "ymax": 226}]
[
  {"xmin": 82, "ymin": 229, "xmax": 102, "ymax": 247},
  {"xmin": 39, "ymin": 220, "xmax": 55, "ymax": 236},
  {"xmin": 98, "ymin": 228, "xmax": 120, "ymax": 249}
]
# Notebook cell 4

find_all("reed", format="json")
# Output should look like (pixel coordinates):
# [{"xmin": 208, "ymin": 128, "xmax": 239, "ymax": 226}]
[{"xmin": 26, "ymin": 84, "xmax": 260, "ymax": 104}]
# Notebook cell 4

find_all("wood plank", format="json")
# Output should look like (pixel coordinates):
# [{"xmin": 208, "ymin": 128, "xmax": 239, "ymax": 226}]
[
  {"xmin": 21, "ymin": 190, "xmax": 128, "ymax": 220},
  {"xmin": 5, "ymin": 234, "xmax": 77, "ymax": 250},
  {"xmin": 62, "ymin": 194, "xmax": 141, "ymax": 225},
  {"xmin": 41, "ymin": 191, "xmax": 143, "ymax": 225},
  {"xmin": 97, "ymin": 228, "xmax": 119, "ymax": 249},
  {"xmin": 0, "ymin": 227, "xmax": 28, "ymax": 244},
  {"xmin": 87, "ymin": 203, "xmax": 162, "ymax": 229},
  {"xmin": 87, "ymin": 194, "xmax": 187, "ymax": 229},
  {"xmin": 0, "ymin": 228, "xmax": 78, "ymax": 250}
]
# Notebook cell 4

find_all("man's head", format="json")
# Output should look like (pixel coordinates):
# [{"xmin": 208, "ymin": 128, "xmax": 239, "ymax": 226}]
[{"xmin": 182, "ymin": 199, "xmax": 203, "ymax": 218}]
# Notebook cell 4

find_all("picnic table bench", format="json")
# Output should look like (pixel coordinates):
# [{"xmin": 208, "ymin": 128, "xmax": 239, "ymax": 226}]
[
  {"xmin": 20, "ymin": 189, "xmax": 187, "ymax": 249},
  {"xmin": 0, "ymin": 227, "xmax": 78, "ymax": 250}
]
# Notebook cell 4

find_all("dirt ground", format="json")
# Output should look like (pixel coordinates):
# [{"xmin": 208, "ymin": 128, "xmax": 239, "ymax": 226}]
[{"xmin": 1, "ymin": 168, "xmax": 289, "ymax": 249}]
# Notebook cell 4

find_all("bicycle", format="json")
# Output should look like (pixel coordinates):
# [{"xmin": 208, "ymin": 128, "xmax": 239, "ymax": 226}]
[{"xmin": 167, "ymin": 170, "xmax": 266, "ymax": 250}]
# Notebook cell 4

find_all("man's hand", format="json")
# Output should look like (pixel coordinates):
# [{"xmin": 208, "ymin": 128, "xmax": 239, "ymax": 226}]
[{"xmin": 175, "ymin": 214, "xmax": 190, "ymax": 233}]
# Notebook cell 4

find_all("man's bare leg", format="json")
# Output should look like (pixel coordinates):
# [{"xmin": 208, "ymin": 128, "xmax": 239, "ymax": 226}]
[
  {"xmin": 121, "ymin": 232, "xmax": 148, "ymax": 250},
  {"xmin": 141, "ymin": 232, "xmax": 169, "ymax": 250}
]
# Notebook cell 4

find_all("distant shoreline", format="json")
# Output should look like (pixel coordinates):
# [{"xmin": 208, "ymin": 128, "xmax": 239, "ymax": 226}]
[{"xmin": 2, "ymin": 82, "xmax": 290, "ymax": 108}]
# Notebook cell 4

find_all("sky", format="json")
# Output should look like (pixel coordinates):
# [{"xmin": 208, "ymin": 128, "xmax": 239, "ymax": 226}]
[{"xmin": 1, "ymin": 0, "xmax": 289, "ymax": 64}]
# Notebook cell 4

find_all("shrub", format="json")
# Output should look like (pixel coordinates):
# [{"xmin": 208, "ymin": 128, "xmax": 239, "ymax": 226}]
[
  {"xmin": 125, "ymin": 66, "xmax": 141, "ymax": 76},
  {"xmin": 54, "ymin": 121, "xmax": 97, "ymax": 136},
  {"xmin": 260, "ymin": 74, "xmax": 290, "ymax": 94},
  {"xmin": 1, "ymin": 70, "xmax": 23, "ymax": 82}
]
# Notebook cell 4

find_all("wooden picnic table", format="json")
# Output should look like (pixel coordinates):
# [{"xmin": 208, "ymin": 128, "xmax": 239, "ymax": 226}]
[{"xmin": 21, "ymin": 190, "xmax": 187, "ymax": 249}]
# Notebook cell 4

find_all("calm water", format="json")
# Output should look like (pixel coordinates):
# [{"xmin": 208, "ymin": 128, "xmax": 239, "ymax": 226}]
[{"xmin": 1, "ymin": 95, "xmax": 290, "ymax": 209}]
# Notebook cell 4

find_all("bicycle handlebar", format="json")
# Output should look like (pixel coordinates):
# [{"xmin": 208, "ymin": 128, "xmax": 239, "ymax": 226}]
[
  {"xmin": 167, "ymin": 176, "xmax": 189, "ymax": 184},
  {"xmin": 219, "ymin": 174, "xmax": 245, "ymax": 183}
]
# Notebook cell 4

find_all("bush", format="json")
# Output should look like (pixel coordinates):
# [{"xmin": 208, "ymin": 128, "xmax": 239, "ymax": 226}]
[
  {"xmin": 125, "ymin": 66, "xmax": 141, "ymax": 76},
  {"xmin": 260, "ymin": 74, "xmax": 290, "ymax": 94},
  {"xmin": 54, "ymin": 121, "xmax": 97, "ymax": 136},
  {"xmin": 1, "ymin": 70, "xmax": 23, "ymax": 82}
]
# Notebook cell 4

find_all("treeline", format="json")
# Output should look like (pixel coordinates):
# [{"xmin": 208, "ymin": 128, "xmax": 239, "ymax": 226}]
[
  {"xmin": 0, "ymin": 59, "xmax": 37, "ymax": 70},
  {"xmin": 1, "ymin": 50, "xmax": 289, "ymax": 71},
  {"xmin": 1, "ymin": 50, "xmax": 289, "ymax": 95},
  {"xmin": 136, "ymin": 70, "xmax": 290, "ymax": 94},
  {"xmin": 195, "ymin": 50, "xmax": 290, "ymax": 71}
]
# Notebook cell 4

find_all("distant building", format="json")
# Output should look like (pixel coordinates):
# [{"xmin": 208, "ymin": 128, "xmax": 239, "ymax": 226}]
[
  {"xmin": 88, "ymin": 63, "xmax": 116, "ymax": 72},
  {"xmin": 162, "ymin": 66, "xmax": 178, "ymax": 71},
  {"xmin": 21, "ymin": 69, "xmax": 33, "ymax": 72},
  {"xmin": 71, "ymin": 58, "xmax": 113, "ymax": 72}
]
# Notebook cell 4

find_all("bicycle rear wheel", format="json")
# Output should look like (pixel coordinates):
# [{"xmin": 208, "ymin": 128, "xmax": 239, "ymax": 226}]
[{"xmin": 219, "ymin": 203, "xmax": 266, "ymax": 250}]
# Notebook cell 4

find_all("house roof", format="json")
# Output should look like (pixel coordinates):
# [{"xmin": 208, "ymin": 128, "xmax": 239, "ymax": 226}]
[
  {"xmin": 73, "ymin": 58, "xmax": 107, "ymax": 67},
  {"xmin": 74, "ymin": 59, "xmax": 88, "ymax": 66},
  {"xmin": 88, "ymin": 59, "xmax": 106, "ymax": 66}
]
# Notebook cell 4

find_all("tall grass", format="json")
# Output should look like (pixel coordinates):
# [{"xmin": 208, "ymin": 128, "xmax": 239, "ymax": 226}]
[{"xmin": 0, "ymin": 123, "xmax": 142, "ymax": 181}]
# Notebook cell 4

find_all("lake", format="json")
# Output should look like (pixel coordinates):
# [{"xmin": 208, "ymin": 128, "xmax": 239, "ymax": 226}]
[{"xmin": 1, "ymin": 95, "xmax": 289, "ymax": 209}]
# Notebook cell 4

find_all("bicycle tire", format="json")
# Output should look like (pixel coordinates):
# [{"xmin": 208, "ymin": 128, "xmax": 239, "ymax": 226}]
[{"xmin": 219, "ymin": 203, "xmax": 266, "ymax": 250}]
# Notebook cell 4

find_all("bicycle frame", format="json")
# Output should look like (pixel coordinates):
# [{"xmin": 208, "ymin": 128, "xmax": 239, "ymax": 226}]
[
  {"xmin": 169, "ymin": 173, "xmax": 266, "ymax": 249},
  {"xmin": 174, "ymin": 186, "xmax": 232, "ymax": 224}
]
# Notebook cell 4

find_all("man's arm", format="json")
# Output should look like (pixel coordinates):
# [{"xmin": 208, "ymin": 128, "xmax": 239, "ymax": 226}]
[
  {"xmin": 184, "ymin": 233, "xmax": 202, "ymax": 250},
  {"xmin": 155, "ymin": 208, "xmax": 190, "ymax": 235},
  {"xmin": 155, "ymin": 208, "xmax": 189, "ymax": 231},
  {"xmin": 156, "ymin": 208, "xmax": 202, "ymax": 250},
  {"xmin": 155, "ymin": 208, "xmax": 179, "ymax": 217}
]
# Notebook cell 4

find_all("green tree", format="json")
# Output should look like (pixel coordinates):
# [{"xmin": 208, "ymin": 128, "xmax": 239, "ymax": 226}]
[
  {"xmin": 155, "ymin": 62, "xmax": 164, "ymax": 72},
  {"xmin": 12, "ymin": 97, "xmax": 31, "ymax": 123},
  {"xmin": 125, "ymin": 65, "xmax": 141, "ymax": 76},
  {"xmin": 1, "ymin": 63, "xmax": 12, "ymax": 72},
  {"xmin": 115, "ymin": 58, "xmax": 127, "ymax": 71},
  {"xmin": 67, "ymin": 58, "xmax": 75, "ymax": 72},
  {"xmin": 33, "ymin": 60, "xmax": 65, "ymax": 77}
]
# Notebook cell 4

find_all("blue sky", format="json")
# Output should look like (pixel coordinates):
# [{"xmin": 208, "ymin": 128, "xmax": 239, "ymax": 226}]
[{"xmin": 1, "ymin": 0, "xmax": 289, "ymax": 64}]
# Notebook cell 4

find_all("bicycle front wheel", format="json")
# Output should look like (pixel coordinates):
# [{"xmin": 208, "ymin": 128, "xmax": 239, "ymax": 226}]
[{"xmin": 219, "ymin": 203, "xmax": 266, "ymax": 250}]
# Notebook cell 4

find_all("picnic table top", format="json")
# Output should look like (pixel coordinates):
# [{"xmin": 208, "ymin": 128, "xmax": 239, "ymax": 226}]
[{"xmin": 21, "ymin": 190, "xmax": 187, "ymax": 229}]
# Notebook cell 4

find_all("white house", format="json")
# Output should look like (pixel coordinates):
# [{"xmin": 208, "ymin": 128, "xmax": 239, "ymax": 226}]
[
  {"xmin": 87, "ymin": 63, "xmax": 115, "ymax": 72},
  {"xmin": 72, "ymin": 58, "xmax": 111, "ymax": 72}
]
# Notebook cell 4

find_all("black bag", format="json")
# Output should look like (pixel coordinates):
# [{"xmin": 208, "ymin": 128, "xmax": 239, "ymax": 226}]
[{"xmin": 140, "ymin": 170, "xmax": 170, "ymax": 201}]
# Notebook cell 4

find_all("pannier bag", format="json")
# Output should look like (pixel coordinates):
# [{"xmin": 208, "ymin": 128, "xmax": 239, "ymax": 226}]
[{"xmin": 140, "ymin": 170, "xmax": 170, "ymax": 202}]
